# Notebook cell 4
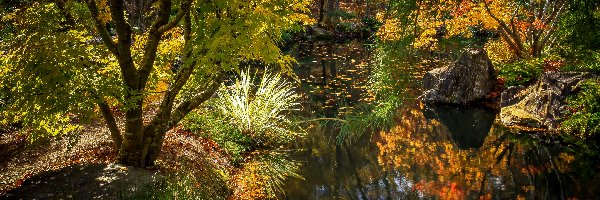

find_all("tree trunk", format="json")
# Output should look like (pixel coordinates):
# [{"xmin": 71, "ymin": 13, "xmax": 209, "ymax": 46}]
[
  {"xmin": 324, "ymin": 0, "xmax": 338, "ymax": 28},
  {"xmin": 117, "ymin": 98, "xmax": 145, "ymax": 166},
  {"xmin": 318, "ymin": 0, "xmax": 325, "ymax": 26},
  {"xmin": 88, "ymin": 0, "xmax": 206, "ymax": 168}
]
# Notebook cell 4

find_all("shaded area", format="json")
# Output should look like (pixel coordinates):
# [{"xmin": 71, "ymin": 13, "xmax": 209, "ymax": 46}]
[
  {"xmin": 422, "ymin": 103, "xmax": 497, "ymax": 150},
  {"xmin": 2, "ymin": 164, "xmax": 161, "ymax": 199}
]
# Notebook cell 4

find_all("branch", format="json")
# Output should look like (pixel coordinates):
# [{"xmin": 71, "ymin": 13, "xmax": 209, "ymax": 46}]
[
  {"xmin": 107, "ymin": 0, "xmax": 138, "ymax": 87},
  {"xmin": 508, "ymin": 6, "xmax": 525, "ymax": 54},
  {"xmin": 484, "ymin": 1, "xmax": 524, "ymax": 57},
  {"xmin": 169, "ymin": 72, "xmax": 223, "ymax": 129},
  {"xmin": 499, "ymin": 29, "xmax": 523, "ymax": 58},
  {"xmin": 137, "ymin": 0, "xmax": 192, "ymax": 89},
  {"xmin": 158, "ymin": 0, "xmax": 192, "ymax": 33},
  {"xmin": 539, "ymin": 0, "xmax": 566, "ymax": 53},
  {"xmin": 143, "ymin": 12, "xmax": 196, "ymax": 135},
  {"xmin": 108, "ymin": 0, "xmax": 132, "ymax": 47},
  {"xmin": 97, "ymin": 97, "xmax": 122, "ymax": 150},
  {"xmin": 85, "ymin": 0, "xmax": 119, "ymax": 55}
]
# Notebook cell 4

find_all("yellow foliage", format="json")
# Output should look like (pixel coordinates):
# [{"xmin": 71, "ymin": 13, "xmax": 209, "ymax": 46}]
[
  {"xmin": 374, "ymin": 105, "xmax": 576, "ymax": 198},
  {"xmin": 96, "ymin": 0, "xmax": 111, "ymax": 25},
  {"xmin": 485, "ymin": 38, "xmax": 516, "ymax": 63},
  {"xmin": 377, "ymin": 0, "xmax": 514, "ymax": 50},
  {"xmin": 377, "ymin": 18, "xmax": 403, "ymax": 41}
]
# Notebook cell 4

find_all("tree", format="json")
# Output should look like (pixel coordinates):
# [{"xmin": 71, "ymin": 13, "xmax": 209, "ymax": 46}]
[
  {"xmin": 377, "ymin": 0, "xmax": 568, "ymax": 59},
  {"xmin": 0, "ymin": 0, "xmax": 311, "ymax": 167}
]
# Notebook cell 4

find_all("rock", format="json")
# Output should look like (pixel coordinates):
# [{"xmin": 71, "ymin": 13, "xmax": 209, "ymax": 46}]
[
  {"xmin": 500, "ymin": 85, "xmax": 527, "ymax": 107},
  {"xmin": 420, "ymin": 48, "xmax": 496, "ymax": 104},
  {"xmin": 500, "ymin": 71, "xmax": 597, "ymax": 130}
]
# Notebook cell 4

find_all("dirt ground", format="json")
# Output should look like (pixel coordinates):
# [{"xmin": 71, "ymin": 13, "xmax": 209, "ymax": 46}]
[{"xmin": 0, "ymin": 119, "xmax": 233, "ymax": 198}]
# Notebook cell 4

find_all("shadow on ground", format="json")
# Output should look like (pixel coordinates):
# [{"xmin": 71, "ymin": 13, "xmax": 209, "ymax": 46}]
[{"xmin": 1, "ymin": 163, "xmax": 162, "ymax": 199}]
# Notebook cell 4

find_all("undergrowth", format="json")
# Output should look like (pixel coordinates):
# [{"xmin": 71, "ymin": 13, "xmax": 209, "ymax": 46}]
[{"xmin": 183, "ymin": 70, "xmax": 304, "ymax": 198}]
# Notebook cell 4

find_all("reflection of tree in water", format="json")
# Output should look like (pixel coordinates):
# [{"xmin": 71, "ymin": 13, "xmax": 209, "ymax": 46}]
[
  {"xmin": 375, "ymin": 102, "xmax": 595, "ymax": 199},
  {"xmin": 292, "ymin": 40, "xmax": 374, "ymax": 119},
  {"xmin": 283, "ymin": 40, "xmax": 379, "ymax": 199}
]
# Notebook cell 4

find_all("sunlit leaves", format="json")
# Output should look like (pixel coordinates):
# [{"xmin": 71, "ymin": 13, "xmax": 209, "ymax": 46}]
[
  {"xmin": 188, "ymin": 0, "xmax": 312, "ymax": 75},
  {"xmin": 485, "ymin": 38, "xmax": 516, "ymax": 63},
  {"xmin": 217, "ymin": 70, "xmax": 304, "ymax": 147},
  {"xmin": 0, "ymin": 2, "xmax": 119, "ymax": 138},
  {"xmin": 96, "ymin": 0, "xmax": 111, "ymax": 25}
]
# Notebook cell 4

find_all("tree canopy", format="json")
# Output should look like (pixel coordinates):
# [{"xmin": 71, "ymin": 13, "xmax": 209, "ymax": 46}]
[{"xmin": 0, "ymin": 0, "xmax": 312, "ymax": 167}]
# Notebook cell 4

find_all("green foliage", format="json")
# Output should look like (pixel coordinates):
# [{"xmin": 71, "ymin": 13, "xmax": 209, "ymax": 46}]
[
  {"xmin": 361, "ymin": 17, "xmax": 382, "ymax": 32},
  {"xmin": 184, "ymin": 70, "xmax": 304, "ymax": 163},
  {"xmin": 558, "ymin": 79, "xmax": 600, "ymax": 172},
  {"xmin": 336, "ymin": 21, "xmax": 357, "ymax": 32},
  {"xmin": 126, "ymin": 166, "xmax": 229, "ymax": 200},
  {"xmin": 559, "ymin": 49, "xmax": 600, "ymax": 73},
  {"xmin": 329, "ymin": 10, "xmax": 358, "ymax": 20},
  {"xmin": 336, "ymin": 42, "xmax": 413, "ymax": 144},
  {"xmin": 185, "ymin": 110, "xmax": 251, "ymax": 165},
  {"xmin": 0, "ymin": 2, "xmax": 118, "ymax": 139},
  {"xmin": 558, "ymin": 0, "xmax": 600, "ymax": 51},
  {"xmin": 151, "ymin": 170, "xmax": 229, "ymax": 200},
  {"xmin": 562, "ymin": 79, "xmax": 600, "ymax": 139},
  {"xmin": 496, "ymin": 58, "xmax": 544, "ymax": 87},
  {"xmin": 184, "ymin": 70, "xmax": 303, "ymax": 198},
  {"xmin": 187, "ymin": 0, "xmax": 311, "ymax": 74},
  {"xmin": 217, "ymin": 70, "xmax": 304, "ymax": 147}
]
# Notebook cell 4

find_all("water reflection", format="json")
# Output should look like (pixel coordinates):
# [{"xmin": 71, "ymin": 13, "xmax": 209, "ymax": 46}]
[
  {"xmin": 284, "ymin": 41, "xmax": 599, "ymax": 200},
  {"xmin": 422, "ymin": 103, "xmax": 497, "ymax": 150}
]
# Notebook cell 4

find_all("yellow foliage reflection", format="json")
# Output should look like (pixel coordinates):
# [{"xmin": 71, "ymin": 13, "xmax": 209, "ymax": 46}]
[{"xmin": 375, "ymin": 103, "xmax": 574, "ymax": 199}]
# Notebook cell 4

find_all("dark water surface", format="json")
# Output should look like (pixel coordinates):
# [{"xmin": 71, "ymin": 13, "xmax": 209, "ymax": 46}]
[{"xmin": 283, "ymin": 40, "xmax": 600, "ymax": 200}]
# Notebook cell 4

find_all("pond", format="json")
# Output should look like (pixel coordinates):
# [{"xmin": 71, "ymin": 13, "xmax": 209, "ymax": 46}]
[{"xmin": 283, "ymin": 40, "xmax": 600, "ymax": 199}]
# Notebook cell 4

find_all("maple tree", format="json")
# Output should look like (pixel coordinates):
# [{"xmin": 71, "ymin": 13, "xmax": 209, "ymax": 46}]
[
  {"xmin": 0, "ymin": 0, "xmax": 311, "ymax": 167},
  {"xmin": 377, "ymin": 0, "xmax": 568, "ymax": 58}
]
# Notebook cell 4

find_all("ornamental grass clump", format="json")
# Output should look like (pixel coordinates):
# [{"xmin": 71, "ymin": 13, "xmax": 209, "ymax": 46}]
[
  {"xmin": 217, "ymin": 70, "xmax": 304, "ymax": 148},
  {"xmin": 215, "ymin": 70, "xmax": 304, "ymax": 198}
]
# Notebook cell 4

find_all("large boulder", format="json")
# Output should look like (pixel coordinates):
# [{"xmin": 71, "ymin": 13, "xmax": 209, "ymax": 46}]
[
  {"xmin": 420, "ymin": 48, "xmax": 496, "ymax": 104},
  {"xmin": 500, "ymin": 71, "xmax": 597, "ymax": 130}
]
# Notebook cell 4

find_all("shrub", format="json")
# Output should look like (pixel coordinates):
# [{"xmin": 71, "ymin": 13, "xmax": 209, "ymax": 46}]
[
  {"xmin": 184, "ymin": 111, "xmax": 251, "ymax": 165},
  {"xmin": 497, "ymin": 58, "xmax": 544, "ymax": 87},
  {"xmin": 485, "ymin": 38, "xmax": 516, "ymax": 63},
  {"xmin": 216, "ymin": 70, "xmax": 304, "ymax": 148},
  {"xmin": 560, "ymin": 49, "xmax": 600, "ymax": 73},
  {"xmin": 562, "ymin": 79, "xmax": 600, "ymax": 139}
]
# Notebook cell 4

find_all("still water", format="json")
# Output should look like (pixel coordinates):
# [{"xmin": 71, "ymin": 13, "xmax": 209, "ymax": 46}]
[{"xmin": 283, "ymin": 40, "xmax": 600, "ymax": 199}]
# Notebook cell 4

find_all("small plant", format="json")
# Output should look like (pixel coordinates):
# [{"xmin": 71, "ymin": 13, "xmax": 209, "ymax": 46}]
[
  {"xmin": 560, "ymin": 49, "xmax": 600, "ymax": 73},
  {"xmin": 184, "ymin": 111, "xmax": 251, "ymax": 165},
  {"xmin": 183, "ymin": 70, "xmax": 304, "ymax": 198},
  {"xmin": 217, "ymin": 70, "xmax": 304, "ymax": 148},
  {"xmin": 336, "ymin": 21, "xmax": 357, "ymax": 32},
  {"xmin": 133, "ymin": 166, "xmax": 229, "ymax": 200},
  {"xmin": 562, "ymin": 79, "xmax": 600, "ymax": 139},
  {"xmin": 497, "ymin": 58, "xmax": 544, "ymax": 87}
]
